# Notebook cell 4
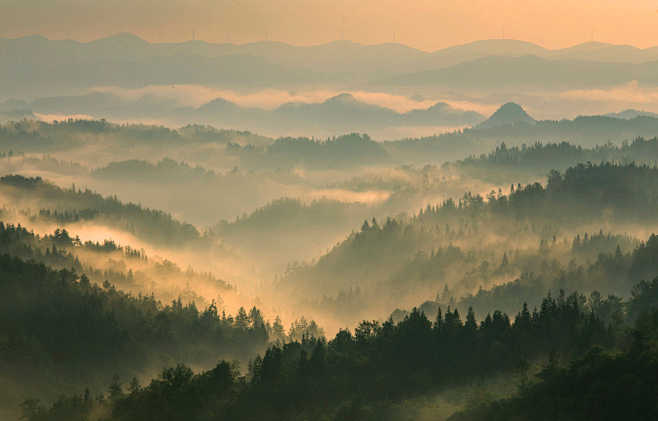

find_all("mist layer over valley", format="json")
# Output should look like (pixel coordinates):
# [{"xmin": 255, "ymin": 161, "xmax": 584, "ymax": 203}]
[
  {"xmin": 7, "ymin": 35, "xmax": 658, "ymax": 137},
  {"xmin": 3, "ymin": 26, "xmax": 658, "ymax": 421}
]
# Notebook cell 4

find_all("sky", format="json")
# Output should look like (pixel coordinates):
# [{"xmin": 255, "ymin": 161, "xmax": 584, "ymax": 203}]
[{"xmin": 2, "ymin": 0, "xmax": 658, "ymax": 50}]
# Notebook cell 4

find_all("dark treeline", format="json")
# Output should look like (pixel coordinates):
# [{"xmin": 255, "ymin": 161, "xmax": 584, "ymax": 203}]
[
  {"xmin": 23, "ymin": 281, "xmax": 638, "ymax": 421},
  {"xmin": 0, "ymin": 222, "xmax": 146, "ymax": 263},
  {"xmin": 450, "ymin": 279, "xmax": 658, "ymax": 421},
  {"xmin": 0, "ymin": 120, "xmax": 270, "ymax": 153},
  {"xmin": 427, "ymin": 161, "xmax": 658, "ymax": 223},
  {"xmin": 386, "ymin": 115, "xmax": 658, "ymax": 164},
  {"xmin": 230, "ymin": 133, "xmax": 391, "ymax": 169},
  {"xmin": 0, "ymin": 254, "xmax": 270, "ymax": 410},
  {"xmin": 4, "ymin": 116, "xmax": 658, "ymax": 171},
  {"xmin": 0, "ymin": 119, "xmax": 388, "ymax": 170},
  {"xmin": 0, "ymin": 119, "xmax": 180, "ymax": 152},
  {"xmin": 0, "ymin": 175, "xmax": 202, "ymax": 247},
  {"xmin": 454, "ymin": 137, "xmax": 658, "ymax": 181}
]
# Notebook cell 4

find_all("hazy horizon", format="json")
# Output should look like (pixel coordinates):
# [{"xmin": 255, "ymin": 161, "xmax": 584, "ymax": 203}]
[
  {"xmin": 4, "ymin": 31, "xmax": 658, "ymax": 52},
  {"xmin": 3, "ymin": 0, "xmax": 658, "ymax": 50}
]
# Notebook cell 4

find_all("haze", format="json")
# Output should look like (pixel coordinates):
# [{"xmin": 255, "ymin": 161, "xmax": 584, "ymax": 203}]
[
  {"xmin": 2, "ymin": 0, "xmax": 658, "ymax": 49},
  {"xmin": 3, "ymin": 1, "xmax": 658, "ymax": 421}
]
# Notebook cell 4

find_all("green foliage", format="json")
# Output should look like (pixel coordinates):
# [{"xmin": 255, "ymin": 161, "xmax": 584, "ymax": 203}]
[
  {"xmin": 0, "ymin": 221, "xmax": 231, "ymax": 303},
  {"xmin": 26, "ymin": 291, "xmax": 612, "ymax": 421},
  {"xmin": 449, "ymin": 309, "xmax": 658, "ymax": 421},
  {"xmin": 0, "ymin": 119, "xmax": 269, "ymax": 154},
  {"xmin": 0, "ymin": 254, "xmax": 267, "ymax": 406},
  {"xmin": 286, "ymin": 163, "xmax": 658, "ymax": 322},
  {"xmin": 628, "ymin": 277, "xmax": 658, "ymax": 322}
]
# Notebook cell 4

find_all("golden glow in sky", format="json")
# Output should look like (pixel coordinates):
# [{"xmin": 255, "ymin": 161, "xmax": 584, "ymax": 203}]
[{"xmin": 2, "ymin": 0, "xmax": 658, "ymax": 49}]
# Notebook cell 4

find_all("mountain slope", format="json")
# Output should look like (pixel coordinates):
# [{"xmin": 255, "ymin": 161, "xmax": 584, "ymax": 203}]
[{"xmin": 477, "ymin": 102, "xmax": 536, "ymax": 129}]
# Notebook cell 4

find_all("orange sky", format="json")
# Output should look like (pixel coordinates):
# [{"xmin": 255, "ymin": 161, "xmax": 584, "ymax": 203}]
[{"xmin": 2, "ymin": 0, "xmax": 658, "ymax": 50}]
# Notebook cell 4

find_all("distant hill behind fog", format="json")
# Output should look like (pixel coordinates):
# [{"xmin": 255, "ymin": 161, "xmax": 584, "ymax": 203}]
[
  {"xmin": 476, "ymin": 102, "xmax": 536, "ymax": 129},
  {"xmin": 1, "ymin": 92, "xmax": 485, "ymax": 134}
]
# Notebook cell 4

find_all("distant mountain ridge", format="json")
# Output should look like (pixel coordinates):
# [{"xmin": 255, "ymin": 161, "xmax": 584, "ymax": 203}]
[
  {"xmin": 380, "ymin": 55, "xmax": 658, "ymax": 90},
  {"xmin": 3, "ymin": 35, "xmax": 658, "ymax": 97},
  {"xmin": 5, "ymin": 34, "xmax": 658, "ymax": 62}
]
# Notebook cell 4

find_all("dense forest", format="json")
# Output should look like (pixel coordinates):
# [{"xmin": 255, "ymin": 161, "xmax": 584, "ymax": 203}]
[
  {"xmin": 21, "ymin": 275, "xmax": 658, "ymax": 421},
  {"xmin": 450, "ymin": 279, "xmax": 658, "ymax": 421},
  {"xmin": 0, "ymin": 120, "xmax": 270, "ymax": 154},
  {"xmin": 0, "ymin": 249, "xmax": 327, "ymax": 414},
  {"xmin": 4, "ymin": 116, "xmax": 658, "ymax": 172},
  {"xmin": 3, "ymin": 116, "xmax": 658, "ymax": 419},
  {"xmin": 0, "ymin": 222, "xmax": 232, "ymax": 305},
  {"xmin": 0, "ymin": 254, "xmax": 268, "ymax": 412},
  {"xmin": 280, "ymin": 163, "xmax": 658, "ymax": 326}
]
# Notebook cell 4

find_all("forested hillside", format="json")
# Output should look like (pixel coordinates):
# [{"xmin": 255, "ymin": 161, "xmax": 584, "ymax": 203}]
[
  {"xmin": 5, "ymin": 10, "xmax": 658, "ymax": 419},
  {"xmin": 0, "ymin": 222, "xmax": 231, "ymax": 304},
  {"xmin": 24, "ymin": 276, "xmax": 658, "ymax": 421},
  {"xmin": 450, "ymin": 279, "xmax": 658, "ymax": 421},
  {"xmin": 0, "ymin": 254, "xmax": 269, "ymax": 413},
  {"xmin": 283, "ymin": 163, "xmax": 658, "ymax": 326},
  {"xmin": 453, "ymin": 137, "xmax": 658, "ymax": 181},
  {"xmin": 0, "ymin": 175, "xmax": 202, "ymax": 247},
  {"xmin": 3, "ymin": 128, "xmax": 658, "ymax": 419},
  {"xmin": 4, "ymin": 117, "xmax": 658, "ymax": 171}
]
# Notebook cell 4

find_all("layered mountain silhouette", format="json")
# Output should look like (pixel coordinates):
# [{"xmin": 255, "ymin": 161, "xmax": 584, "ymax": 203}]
[
  {"xmin": 5, "ymin": 92, "xmax": 485, "ymax": 132},
  {"xmin": 3, "ymin": 34, "xmax": 658, "ymax": 97},
  {"xmin": 382, "ymin": 55, "xmax": 648, "ymax": 90}
]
